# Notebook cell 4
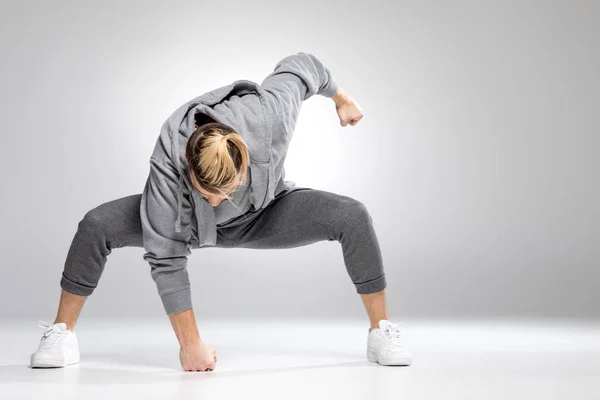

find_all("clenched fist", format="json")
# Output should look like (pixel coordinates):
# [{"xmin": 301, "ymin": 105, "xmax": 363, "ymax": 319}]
[
  {"xmin": 332, "ymin": 88, "xmax": 364, "ymax": 127},
  {"xmin": 179, "ymin": 341, "xmax": 217, "ymax": 372}
]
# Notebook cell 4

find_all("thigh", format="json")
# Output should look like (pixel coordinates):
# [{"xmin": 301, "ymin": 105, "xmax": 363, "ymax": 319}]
[
  {"xmin": 82, "ymin": 193, "xmax": 144, "ymax": 248},
  {"xmin": 217, "ymin": 188, "xmax": 369, "ymax": 249}
]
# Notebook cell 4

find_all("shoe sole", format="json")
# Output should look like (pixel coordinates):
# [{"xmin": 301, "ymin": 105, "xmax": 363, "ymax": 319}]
[
  {"xmin": 30, "ymin": 354, "xmax": 80, "ymax": 368},
  {"xmin": 367, "ymin": 349, "xmax": 412, "ymax": 366}
]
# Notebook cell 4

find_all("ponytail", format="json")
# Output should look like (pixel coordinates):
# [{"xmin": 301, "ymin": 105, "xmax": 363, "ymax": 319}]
[{"xmin": 185, "ymin": 122, "xmax": 250, "ymax": 201}]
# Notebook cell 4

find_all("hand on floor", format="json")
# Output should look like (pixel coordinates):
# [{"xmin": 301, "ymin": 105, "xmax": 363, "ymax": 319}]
[{"xmin": 179, "ymin": 341, "xmax": 217, "ymax": 372}]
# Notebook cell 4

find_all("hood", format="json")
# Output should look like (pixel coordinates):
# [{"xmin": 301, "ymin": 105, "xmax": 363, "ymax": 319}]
[{"xmin": 166, "ymin": 80, "xmax": 275, "ymax": 237}]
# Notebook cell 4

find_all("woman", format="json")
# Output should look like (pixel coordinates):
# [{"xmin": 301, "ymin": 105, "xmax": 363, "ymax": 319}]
[{"xmin": 30, "ymin": 52, "xmax": 412, "ymax": 372}]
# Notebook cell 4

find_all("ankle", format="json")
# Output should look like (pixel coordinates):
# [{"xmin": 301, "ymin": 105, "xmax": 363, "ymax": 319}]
[
  {"xmin": 369, "ymin": 317, "xmax": 388, "ymax": 331},
  {"xmin": 54, "ymin": 320, "xmax": 76, "ymax": 332}
]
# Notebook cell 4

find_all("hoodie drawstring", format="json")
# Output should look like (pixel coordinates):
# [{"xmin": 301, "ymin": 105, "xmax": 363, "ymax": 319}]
[
  {"xmin": 175, "ymin": 174, "xmax": 183, "ymax": 233},
  {"xmin": 173, "ymin": 124, "xmax": 183, "ymax": 233}
]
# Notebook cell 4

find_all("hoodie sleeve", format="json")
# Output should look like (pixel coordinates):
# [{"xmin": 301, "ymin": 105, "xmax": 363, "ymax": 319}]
[
  {"xmin": 140, "ymin": 157, "xmax": 194, "ymax": 315},
  {"xmin": 261, "ymin": 52, "xmax": 339, "ymax": 136}
]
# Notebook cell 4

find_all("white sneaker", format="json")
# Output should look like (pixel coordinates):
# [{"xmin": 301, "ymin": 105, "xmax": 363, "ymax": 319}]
[
  {"xmin": 367, "ymin": 319, "xmax": 412, "ymax": 366},
  {"xmin": 30, "ymin": 321, "xmax": 80, "ymax": 368}
]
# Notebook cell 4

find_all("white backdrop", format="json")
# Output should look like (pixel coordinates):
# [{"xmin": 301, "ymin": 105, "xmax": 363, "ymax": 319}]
[{"xmin": 0, "ymin": 0, "xmax": 598, "ymax": 319}]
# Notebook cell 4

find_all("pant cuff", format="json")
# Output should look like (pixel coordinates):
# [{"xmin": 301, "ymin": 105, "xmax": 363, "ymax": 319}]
[
  {"xmin": 60, "ymin": 272, "xmax": 96, "ymax": 296},
  {"xmin": 355, "ymin": 273, "xmax": 387, "ymax": 295}
]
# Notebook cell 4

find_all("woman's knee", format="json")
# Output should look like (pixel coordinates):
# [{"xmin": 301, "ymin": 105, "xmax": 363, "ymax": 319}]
[
  {"xmin": 77, "ymin": 195, "xmax": 143, "ymax": 248},
  {"xmin": 78, "ymin": 208, "xmax": 108, "ymax": 239},
  {"xmin": 332, "ymin": 195, "xmax": 373, "ymax": 227},
  {"xmin": 312, "ymin": 193, "xmax": 374, "ymax": 239}
]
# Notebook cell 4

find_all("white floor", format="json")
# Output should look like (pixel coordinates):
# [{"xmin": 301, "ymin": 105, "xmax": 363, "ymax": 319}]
[{"xmin": 1, "ymin": 318, "xmax": 599, "ymax": 400}]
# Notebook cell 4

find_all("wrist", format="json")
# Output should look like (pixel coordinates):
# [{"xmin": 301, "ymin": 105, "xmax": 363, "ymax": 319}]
[
  {"xmin": 180, "ymin": 338, "xmax": 202, "ymax": 348},
  {"xmin": 176, "ymin": 330, "xmax": 202, "ymax": 348}
]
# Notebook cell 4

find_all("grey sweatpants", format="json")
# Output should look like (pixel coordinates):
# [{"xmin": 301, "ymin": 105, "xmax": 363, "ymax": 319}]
[{"xmin": 60, "ymin": 188, "xmax": 387, "ymax": 299}]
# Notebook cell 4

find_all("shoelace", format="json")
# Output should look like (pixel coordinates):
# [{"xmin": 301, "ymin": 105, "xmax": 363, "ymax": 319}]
[
  {"xmin": 381, "ymin": 322, "xmax": 403, "ymax": 347},
  {"xmin": 37, "ymin": 320, "xmax": 67, "ymax": 351}
]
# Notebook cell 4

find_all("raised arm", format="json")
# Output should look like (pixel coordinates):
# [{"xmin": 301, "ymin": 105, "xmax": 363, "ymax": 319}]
[
  {"xmin": 261, "ymin": 52, "xmax": 339, "ymax": 135},
  {"xmin": 261, "ymin": 52, "xmax": 363, "ymax": 133}
]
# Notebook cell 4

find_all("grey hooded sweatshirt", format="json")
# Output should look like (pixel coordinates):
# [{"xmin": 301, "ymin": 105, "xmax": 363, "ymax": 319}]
[{"xmin": 140, "ymin": 52, "xmax": 339, "ymax": 315}]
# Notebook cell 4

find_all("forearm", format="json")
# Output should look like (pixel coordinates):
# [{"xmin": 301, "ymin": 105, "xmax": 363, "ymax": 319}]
[
  {"xmin": 331, "ymin": 87, "xmax": 350, "ymax": 106},
  {"xmin": 168, "ymin": 308, "xmax": 202, "ymax": 346}
]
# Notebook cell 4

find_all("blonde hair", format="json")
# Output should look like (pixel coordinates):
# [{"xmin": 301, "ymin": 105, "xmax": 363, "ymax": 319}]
[{"xmin": 185, "ymin": 122, "xmax": 250, "ymax": 205}]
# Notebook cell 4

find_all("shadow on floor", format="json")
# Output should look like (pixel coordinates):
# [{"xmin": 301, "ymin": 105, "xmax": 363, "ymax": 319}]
[{"xmin": 0, "ymin": 346, "xmax": 390, "ymax": 384}]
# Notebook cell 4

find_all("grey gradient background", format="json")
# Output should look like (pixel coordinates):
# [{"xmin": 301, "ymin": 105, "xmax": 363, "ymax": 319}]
[{"xmin": 0, "ymin": 0, "xmax": 598, "ymax": 320}]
